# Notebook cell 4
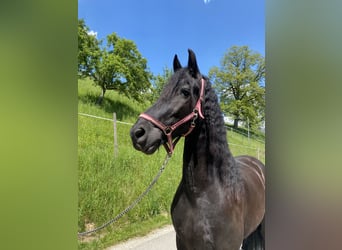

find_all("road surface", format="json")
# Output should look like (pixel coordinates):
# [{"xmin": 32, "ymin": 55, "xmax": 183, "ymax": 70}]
[{"xmin": 107, "ymin": 225, "xmax": 176, "ymax": 250}]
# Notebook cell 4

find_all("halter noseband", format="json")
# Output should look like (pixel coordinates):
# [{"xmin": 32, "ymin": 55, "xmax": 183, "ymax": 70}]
[{"xmin": 139, "ymin": 78, "xmax": 205, "ymax": 155}]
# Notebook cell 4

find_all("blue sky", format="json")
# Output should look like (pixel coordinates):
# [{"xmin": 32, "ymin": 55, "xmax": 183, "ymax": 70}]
[{"xmin": 78, "ymin": 0, "xmax": 264, "ymax": 76}]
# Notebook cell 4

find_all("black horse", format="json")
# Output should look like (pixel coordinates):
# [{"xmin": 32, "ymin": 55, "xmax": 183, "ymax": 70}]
[{"xmin": 131, "ymin": 49, "xmax": 265, "ymax": 250}]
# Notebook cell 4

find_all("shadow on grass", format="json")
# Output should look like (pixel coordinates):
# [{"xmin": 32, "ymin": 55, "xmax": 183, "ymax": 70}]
[{"xmin": 79, "ymin": 93, "xmax": 140, "ymax": 121}]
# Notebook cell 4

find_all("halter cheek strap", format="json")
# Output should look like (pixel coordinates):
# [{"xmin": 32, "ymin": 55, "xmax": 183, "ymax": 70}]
[{"xmin": 139, "ymin": 78, "xmax": 206, "ymax": 155}]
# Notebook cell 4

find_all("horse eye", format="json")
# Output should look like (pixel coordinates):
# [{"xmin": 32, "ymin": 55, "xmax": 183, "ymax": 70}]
[{"xmin": 181, "ymin": 89, "xmax": 190, "ymax": 97}]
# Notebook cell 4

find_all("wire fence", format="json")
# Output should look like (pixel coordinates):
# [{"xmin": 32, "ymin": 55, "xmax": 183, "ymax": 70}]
[
  {"xmin": 78, "ymin": 112, "xmax": 265, "ymax": 160},
  {"xmin": 78, "ymin": 112, "xmax": 133, "ymax": 125},
  {"xmin": 225, "ymin": 125, "xmax": 265, "ymax": 144}
]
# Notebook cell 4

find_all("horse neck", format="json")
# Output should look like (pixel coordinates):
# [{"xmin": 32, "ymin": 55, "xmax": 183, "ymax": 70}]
[{"xmin": 182, "ymin": 83, "xmax": 237, "ymax": 194}]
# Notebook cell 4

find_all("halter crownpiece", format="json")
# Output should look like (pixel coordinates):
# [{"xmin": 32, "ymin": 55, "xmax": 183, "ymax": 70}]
[{"xmin": 139, "ymin": 78, "xmax": 206, "ymax": 155}]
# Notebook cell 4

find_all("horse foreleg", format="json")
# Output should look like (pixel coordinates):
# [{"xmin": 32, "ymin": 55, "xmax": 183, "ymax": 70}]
[{"xmin": 176, "ymin": 235, "xmax": 188, "ymax": 250}]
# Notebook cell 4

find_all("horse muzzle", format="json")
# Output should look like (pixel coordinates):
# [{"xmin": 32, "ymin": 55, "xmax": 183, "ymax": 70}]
[{"xmin": 130, "ymin": 119, "xmax": 164, "ymax": 155}]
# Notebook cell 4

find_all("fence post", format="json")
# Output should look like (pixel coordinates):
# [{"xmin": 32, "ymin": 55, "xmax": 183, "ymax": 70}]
[
  {"xmin": 113, "ymin": 112, "xmax": 118, "ymax": 157},
  {"xmin": 247, "ymin": 117, "xmax": 250, "ymax": 142},
  {"xmin": 257, "ymin": 147, "xmax": 260, "ymax": 160}
]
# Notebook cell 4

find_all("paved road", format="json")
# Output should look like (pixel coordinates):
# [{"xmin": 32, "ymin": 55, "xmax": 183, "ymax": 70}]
[{"xmin": 107, "ymin": 225, "xmax": 176, "ymax": 250}]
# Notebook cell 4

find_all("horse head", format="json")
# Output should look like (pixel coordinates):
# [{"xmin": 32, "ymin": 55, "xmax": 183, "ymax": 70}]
[{"xmin": 130, "ymin": 49, "xmax": 205, "ymax": 155}]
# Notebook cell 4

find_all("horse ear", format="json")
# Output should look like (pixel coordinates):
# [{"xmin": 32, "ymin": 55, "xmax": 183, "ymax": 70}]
[
  {"xmin": 173, "ymin": 55, "xmax": 182, "ymax": 72},
  {"xmin": 187, "ymin": 49, "xmax": 200, "ymax": 77}
]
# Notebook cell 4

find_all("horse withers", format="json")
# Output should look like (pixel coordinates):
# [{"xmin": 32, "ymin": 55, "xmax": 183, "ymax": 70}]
[{"xmin": 130, "ymin": 49, "xmax": 265, "ymax": 250}]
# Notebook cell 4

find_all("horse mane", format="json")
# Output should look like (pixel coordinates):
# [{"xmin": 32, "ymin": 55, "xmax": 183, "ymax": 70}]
[{"xmin": 201, "ymin": 76, "xmax": 241, "ymax": 189}]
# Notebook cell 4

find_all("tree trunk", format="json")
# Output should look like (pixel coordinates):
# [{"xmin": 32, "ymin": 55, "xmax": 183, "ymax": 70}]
[
  {"xmin": 96, "ymin": 87, "xmax": 106, "ymax": 105},
  {"xmin": 233, "ymin": 118, "xmax": 239, "ymax": 129}
]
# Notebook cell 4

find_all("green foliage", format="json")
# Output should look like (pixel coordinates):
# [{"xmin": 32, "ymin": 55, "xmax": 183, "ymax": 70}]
[
  {"xmin": 78, "ymin": 19, "xmax": 152, "ymax": 104},
  {"xmin": 209, "ymin": 46, "xmax": 265, "ymax": 129},
  {"xmin": 93, "ymin": 33, "xmax": 152, "ymax": 104},
  {"xmin": 78, "ymin": 19, "xmax": 101, "ymax": 78},
  {"xmin": 78, "ymin": 79, "xmax": 264, "ymax": 249},
  {"xmin": 149, "ymin": 66, "xmax": 173, "ymax": 102}
]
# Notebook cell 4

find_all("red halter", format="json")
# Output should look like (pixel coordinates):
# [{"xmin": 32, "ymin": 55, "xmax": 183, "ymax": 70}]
[{"xmin": 139, "ymin": 78, "xmax": 205, "ymax": 155}]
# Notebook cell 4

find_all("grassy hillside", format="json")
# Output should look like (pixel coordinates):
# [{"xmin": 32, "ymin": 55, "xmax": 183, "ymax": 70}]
[{"xmin": 78, "ymin": 78, "xmax": 265, "ymax": 249}]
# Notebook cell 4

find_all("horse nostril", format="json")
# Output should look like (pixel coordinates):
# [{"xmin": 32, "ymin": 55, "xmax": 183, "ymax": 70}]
[{"xmin": 134, "ymin": 128, "xmax": 145, "ymax": 138}]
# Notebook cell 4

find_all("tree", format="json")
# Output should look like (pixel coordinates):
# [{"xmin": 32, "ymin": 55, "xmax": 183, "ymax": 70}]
[
  {"xmin": 93, "ymin": 33, "xmax": 152, "ymax": 104},
  {"xmin": 149, "ymin": 66, "xmax": 173, "ymax": 102},
  {"xmin": 209, "ymin": 46, "xmax": 265, "ymax": 129},
  {"xmin": 78, "ymin": 19, "xmax": 101, "ymax": 78},
  {"xmin": 78, "ymin": 19, "xmax": 152, "ymax": 104}
]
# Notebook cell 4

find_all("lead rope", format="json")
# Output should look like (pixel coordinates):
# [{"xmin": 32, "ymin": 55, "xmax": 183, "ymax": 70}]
[{"xmin": 78, "ymin": 153, "xmax": 172, "ymax": 237}]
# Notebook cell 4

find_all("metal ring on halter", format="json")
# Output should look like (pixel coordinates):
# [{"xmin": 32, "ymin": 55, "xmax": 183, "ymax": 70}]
[{"xmin": 164, "ymin": 127, "xmax": 172, "ymax": 135}]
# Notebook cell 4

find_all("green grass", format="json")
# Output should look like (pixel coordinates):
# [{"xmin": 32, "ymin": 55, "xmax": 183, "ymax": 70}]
[{"xmin": 78, "ymin": 78, "xmax": 265, "ymax": 249}]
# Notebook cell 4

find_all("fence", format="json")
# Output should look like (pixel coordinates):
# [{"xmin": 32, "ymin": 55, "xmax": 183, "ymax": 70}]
[
  {"xmin": 225, "ymin": 126, "xmax": 265, "ymax": 144},
  {"xmin": 78, "ymin": 112, "xmax": 265, "ymax": 160}
]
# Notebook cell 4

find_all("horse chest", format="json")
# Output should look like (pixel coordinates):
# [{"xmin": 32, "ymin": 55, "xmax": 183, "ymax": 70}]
[{"xmin": 171, "ymin": 185, "xmax": 244, "ymax": 249}]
